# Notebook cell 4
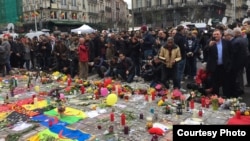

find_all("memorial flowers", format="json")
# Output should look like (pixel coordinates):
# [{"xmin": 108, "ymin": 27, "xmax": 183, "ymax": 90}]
[{"xmin": 211, "ymin": 95, "xmax": 219, "ymax": 110}]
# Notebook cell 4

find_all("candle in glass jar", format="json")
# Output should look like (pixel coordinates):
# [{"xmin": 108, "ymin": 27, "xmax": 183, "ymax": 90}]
[
  {"xmin": 236, "ymin": 110, "xmax": 241, "ymax": 119},
  {"xmin": 110, "ymin": 112, "xmax": 114, "ymax": 122},
  {"xmin": 190, "ymin": 99, "xmax": 194, "ymax": 109},
  {"xmin": 201, "ymin": 97, "xmax": 205, "ymax": 107},
  {"xmin": 67, "ymin": 76, "xmax": 72, "ymax": 86},
  {"xmin": 121, "ymin": 113, "xmax": 126, "ymax": 126},
  {"xmin": 139, "ymin": 113, "xmax": 144, "ymax": 119},
  {"xmin": 124, "ymin": 126, "xmax": 129, "ymax": 135},
  {"xmin": 145, "ymin": 95, "xmax": 148, "ymax": 101},
  {"xmin": 151, "ymin": 93, "xmax": 155, "ymax": 101},
  {"xmin": 198, "ymin": 109, "xmax": 203, "ymax": 117}
]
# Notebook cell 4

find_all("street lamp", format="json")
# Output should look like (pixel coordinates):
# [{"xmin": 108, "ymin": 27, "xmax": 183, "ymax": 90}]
[{"xmin": 131, "ymin": 0, "xmax": 134, "ymax": 30}]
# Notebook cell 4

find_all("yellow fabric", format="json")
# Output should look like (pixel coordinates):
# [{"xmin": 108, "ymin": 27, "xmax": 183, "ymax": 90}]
[
  {"xmin": 22, "ymin": 100, "xmax": 47, "ymax": 110},
  {"xmin": 54, "ymin": 107, "xmax": 87, "ymax": 118},
  {"xmin": 27, "ymin": 134, "xmax": 40, "ymax": 141},
  {"xmin": 27, "ymin": 129, "xmax": 73, "ymax": 141},
  {"xmin": 0, "ymin": 111, "xmax": 11, "ymax": 121}
]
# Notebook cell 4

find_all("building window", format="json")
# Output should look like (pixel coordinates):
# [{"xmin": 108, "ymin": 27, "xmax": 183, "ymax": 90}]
[
  {"xmin": 157, "ymin": 0, "xmax": 162, "ymax": 6},
  {"xmin": 116, "ymin": 2, "xmax": 119, "ymax": 8},
  {"xmin": 197, "ymin": 0, "xmax": 203, "ymax": 2},
  {"xmin": 146, "ymin": 0, "xmax": 151, "ymax": 7},
  {"xmin": 181, "ymin": 0, "xmax": 187, "ymax": 3},
  {"xmin": 61, "ymin": 0, "xmax": 66, "ymax": 5},
  {"xmin": 61, "ymin": 12, "xmax": 67, "ymax": 19},
  {"xmin": 82, "ymin": 0, "xmax": 85, "ymax": 8},
  {"xmin": 116, "ymin": 12, "xmax": 119, "ymax": 21},
  {"xmin": 82, "ymin": 13, "xmax": 86, "ymax": 20},
  {"xmin": 168, "ymin": 0, "xmax": 173, "ymax": 5},
  {"xmin": 72, "ymin": 0, "xmax": 76, "ymax": 6},
  {"xmin": 50, "ymin": 11, "xmax": 57, "ymax": 19},
  {"xmin": 136, "ymin": 0, "xmax": 142, "ymax": 7},
  {"xmin": 72, "ymin": 12, "xmax": 77, "ymax": 19}
]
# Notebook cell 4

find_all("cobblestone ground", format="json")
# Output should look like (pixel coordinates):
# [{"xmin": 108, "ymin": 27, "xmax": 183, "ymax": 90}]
[{"xmin": 0, "ymin": 72, "xmax": 245, "ymax": 141}]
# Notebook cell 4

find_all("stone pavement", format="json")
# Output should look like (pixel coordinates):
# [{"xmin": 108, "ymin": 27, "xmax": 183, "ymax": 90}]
[{"xmin": 0, "ymin": 73, "xmax": 235, "ymax": 141}]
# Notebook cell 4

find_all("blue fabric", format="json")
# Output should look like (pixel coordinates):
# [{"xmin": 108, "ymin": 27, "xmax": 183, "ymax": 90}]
[
  {"xmin": 216, "ymin": 39, "xmax": 223, "ymax": 65},
  {"xmin": 31, "ymin": 114, "xmax": 68, "ymax": 127},
  {"xmin": 49, "ymin": 125, "xmax": 91, "ymax": 141}
]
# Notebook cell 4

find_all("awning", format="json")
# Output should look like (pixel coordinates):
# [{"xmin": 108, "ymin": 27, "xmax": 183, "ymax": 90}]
[{"xmin": 50, "ymin": 20, "xmax": 84, "ymax": 25}]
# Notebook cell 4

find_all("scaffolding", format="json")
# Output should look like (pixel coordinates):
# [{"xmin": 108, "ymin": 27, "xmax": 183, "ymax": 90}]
[{"xmin": 0, "ymin": 0, "xmax": 22, "ymax": 24}]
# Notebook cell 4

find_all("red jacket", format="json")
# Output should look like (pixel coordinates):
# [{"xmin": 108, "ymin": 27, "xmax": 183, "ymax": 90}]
[
  {"xmin": 195, "ymin": 69, "xmax": 209, "ymax": 85},
  {"xmin": 78, "ymin": 44, "xmax": 89, "ymax": 62}
]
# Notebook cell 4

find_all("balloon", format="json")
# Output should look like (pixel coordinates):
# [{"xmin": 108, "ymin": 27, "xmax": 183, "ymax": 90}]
[
  {"xmin": 106, "ymin": 93, "xmax": 118, "ymax": 106},
  {"xmin": 101, "ymin": 87, "xmax": 109, "ymax": 97}
]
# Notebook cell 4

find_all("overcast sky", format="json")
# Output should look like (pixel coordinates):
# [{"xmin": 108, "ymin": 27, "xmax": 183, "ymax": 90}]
[{"xmin": 124, "ymin": 0, "xmax": 131, "ymax": 9}]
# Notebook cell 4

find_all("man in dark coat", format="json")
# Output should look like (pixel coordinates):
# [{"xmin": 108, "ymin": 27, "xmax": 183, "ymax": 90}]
[{"xmin": 204, "ymin": 29, "xmax": 231, "ymax": 96}]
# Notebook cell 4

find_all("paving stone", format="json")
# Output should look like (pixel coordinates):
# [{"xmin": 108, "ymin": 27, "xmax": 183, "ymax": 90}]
[
  {"xmin": 0, "ymin": 130, "xmax": 9, "ymax": 140},
  {"xmin": 18, "ymin": 131, "xmax": 38, "ymax": 141},
  {"xmin": 34, "ymin": 126, "xmax": 47, "ymax": 132}
]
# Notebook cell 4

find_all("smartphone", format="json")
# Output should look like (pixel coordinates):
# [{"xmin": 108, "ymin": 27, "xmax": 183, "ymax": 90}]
[{"xmin": 211, "ymin": 37, "xmax": 216, "ymax": 41}]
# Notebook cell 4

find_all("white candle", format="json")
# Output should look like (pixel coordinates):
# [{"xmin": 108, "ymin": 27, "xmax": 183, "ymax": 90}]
[{"xmin": 115, "ymin": 85, "xmax": 119, "ymax": 95}]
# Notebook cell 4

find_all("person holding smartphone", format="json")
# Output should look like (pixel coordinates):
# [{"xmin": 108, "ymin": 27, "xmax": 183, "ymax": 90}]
[{"xmin": 204, "ymin": 29, "xmax": 231, "ymax": 96}]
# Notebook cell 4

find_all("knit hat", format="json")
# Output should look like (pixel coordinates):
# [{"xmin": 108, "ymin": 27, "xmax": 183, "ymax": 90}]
[{"xmin": 141, "ymin": 25, "xmax": 147, "ymax": 31}]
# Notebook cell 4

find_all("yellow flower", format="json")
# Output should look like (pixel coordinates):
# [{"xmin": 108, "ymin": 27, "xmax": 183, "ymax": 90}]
[
  {"xmin": 52, "ymin": 71, "xmax": 60, "ymax": 76},
  {"xmin": 61, "ymin": 75, "xmax": 67, "ymax": 82},
  {"xmin": 157, "ymin": 100, "xmax": 164, "ymax": 106}
]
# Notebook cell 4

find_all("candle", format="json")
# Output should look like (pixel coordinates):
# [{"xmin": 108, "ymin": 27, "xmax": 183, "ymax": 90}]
[
  {"xmin": 190, "ymin": 99, "xmax": 194, "ymax": 109},
  {"xmin": 110, "ymin": 112, "xmax": 114, "ymax": 122},
  {"xmin": 67, "ymin": 76, "xmax": 72, "ymax": 86},
  {"xmin": 80, "ymin": 86, "xmax": 85, "ymax": 94},
  {"xmin": 121, "ymin": 113, "xmax": 126, "ymax": 126},
  {"xmin": 152, "ymin": 93, "xmax": 155, "ymax": 101},
  {"xmin": 201, "ymin": 97, "xmax": 205, "ymax": 107},
  {"xmin": 198, "ymin": 109, "xmax": 203, "ymax": 117},
  {"xmin": 145, "ymin": 95, "xmax": 148, "ymax": 101},
  {"xmin": 115, "ymin": 85, "xmax": 119, "ymax": 95},
  {"xmin": 139, "ymin": 113, "xmax": 144, "ymax": 119},
  {"xmin": 95, "ymin": 92, "xmax": 99, "ymax": 100},
  {"xmin": 205, "ymin": 98, "xmax": 210, "ymax": 108},
  {"xmin": 236, "ymin": 110, "xmax": 241, "ymax": 119},
  {"xmin": 124, "ymin": 126, "xmax": 129, "ymax": 135},
  {"xmin": 34, "ymin": 97, "xmax": 38, "ymax": 108}
]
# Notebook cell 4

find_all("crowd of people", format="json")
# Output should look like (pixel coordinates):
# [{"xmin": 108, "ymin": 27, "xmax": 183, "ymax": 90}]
[{"xmin": 0, "ymin": 21, "xmax": 250, "ymax": 98}]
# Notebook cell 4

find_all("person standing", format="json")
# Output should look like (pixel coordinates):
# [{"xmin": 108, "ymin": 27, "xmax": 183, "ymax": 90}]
[
  {"xmin": 159, "ymin": 37, "xmax": 181, "ymax": 88},
  {"xmin": 204, "ymin": 29, "xmax": 231, "ymax": 96},
  {"xmin": 1, "ymin": 34, "xmax": 11, "ymax": 74},
  {"xmin": 78, "ymin": 37, "xmax": 89, "ymax": 80},
  {"xmin": 174, "ymin": 25, "xmax": 187, "ymax": 89}
]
